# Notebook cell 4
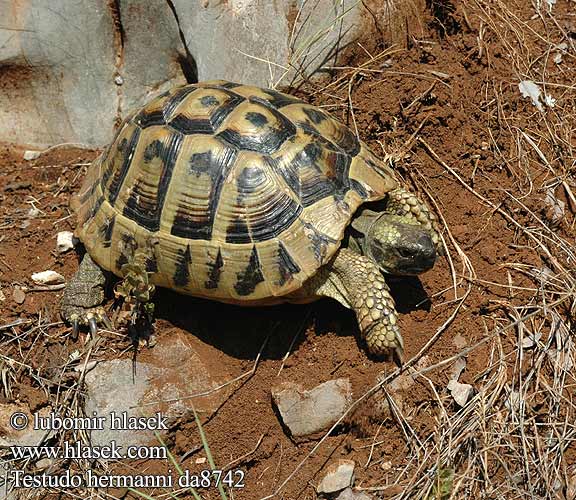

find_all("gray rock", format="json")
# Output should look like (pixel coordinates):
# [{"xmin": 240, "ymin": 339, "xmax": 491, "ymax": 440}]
[
  {"xmin": 0, "ymin": 404, "xmax": 51, "ymax": 498},
  {"xmin": 84, "ymin": 359, "xmax": 151, "ymax": 448},
  {"xmin": 117, "ymin": 0, "xmax": 188, "ymax": 114},
  {"xmin": 0, "ymin": 0, "xmax": 365, "ymax": 147},
  {"xmin": 0, "ymin": 0, "xmax": 118, "ymax": 146},
  {"xmin": 173, "ymin": 0, "xmax": 361, "ymax": 87},
  {"xmin": 317, "ymin": 459, "xmax": 355, "ymax": 494},
  {"xmin": 0, "ymin": 0, "xmax": 187, "ymax": 147},
  {"xmin": 272, "ymin": 378, "xmax": 352, "ymax": 437},
  {"xmin": 84, "ymin": 331, "xmax": 227, "ymax": 448},
  {"xmin": 335, "ymin": 487, "xmax": 373, "ymax": 500},
  {"xmin": 0, "ymin": 404, "xmax": 53, "ymax": 448}
]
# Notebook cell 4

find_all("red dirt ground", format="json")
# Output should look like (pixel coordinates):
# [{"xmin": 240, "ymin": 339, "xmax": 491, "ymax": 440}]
[{"xmin": 1, "ymin": 1, "xmax": 575, "ymax": 499}]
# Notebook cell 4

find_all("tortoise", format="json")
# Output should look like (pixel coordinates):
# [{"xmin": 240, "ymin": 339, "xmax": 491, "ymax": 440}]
[{"xmin": 61, "ymin": 80, "xmax": 442, "ymax": 358}]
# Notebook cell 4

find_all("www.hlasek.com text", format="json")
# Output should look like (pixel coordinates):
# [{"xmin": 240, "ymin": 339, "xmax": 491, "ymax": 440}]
[{"xmin": 11, "ymin": 440, "xmax": 166, "ymax": 460}]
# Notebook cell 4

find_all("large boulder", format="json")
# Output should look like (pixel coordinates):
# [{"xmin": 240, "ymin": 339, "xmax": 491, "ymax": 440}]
[{"xmin": 0, "ymin": 0, "xmax": 364, "ymax": 147}]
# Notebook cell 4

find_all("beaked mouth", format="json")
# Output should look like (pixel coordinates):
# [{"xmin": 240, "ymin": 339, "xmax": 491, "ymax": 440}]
[{"xmin": 380, "ymin": 263, "xmax": 435, "ymax": 276}]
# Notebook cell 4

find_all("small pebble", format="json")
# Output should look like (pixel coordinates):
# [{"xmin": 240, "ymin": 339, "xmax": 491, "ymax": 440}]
[
  {"xmin": 32, "ymin": 270, "xmax": 65, "ymax": 285},
  {"xmin": 74, "ymin": 360, "xmax": 98, "ymax": 372},
  {"xmin": 452, "ymin": 334, "xmax": 467, "ymax": 349},
  {"xmin": 35, "ymin": 458, "xmax": 55, "ymax": 470},
  {"xmin": 27, "ymin": 207, "xmax": 41, "ymax": 218},
  {"xmin": 447, "ymin": 380, "xmax": 474, "ymax": 407},
  {"xmin": 23, "ymin": 150, "xmax": 41, "ymax": 161},
  {"xmin": 56, "ymin": 231, "xmax": 76, "ymax": 253},
  {"xmin": 317, "ymin": 459, "xmax": 355, "ymax": 494},
  {"xmin": 12, "ymin": 287, "xmax": 26, "ymax": 304}
]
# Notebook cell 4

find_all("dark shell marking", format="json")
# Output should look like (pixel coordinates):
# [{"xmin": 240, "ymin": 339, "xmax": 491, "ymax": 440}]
[
  {"xmin": 277, "ymin": 242, "xmax": 301, "ymax": 286},
  {"xmin": 234, "ymin": 246, "xmax": 265, "ymax": 296},
  {"xmin": 168, "ymin": 91, "xmax": 244, "ymax": 136},
  {"xmin": 173, "ymin": 245, "xmax": 192, "ymax": 287},
  {"xmin": 302, "ymin": 221, "xmax": 338, "ymax": 263},
  {"xmin": 171, "ymin": 146, "xmax": 238, "ymax": 240},
  {"xmin": 229, "ymin": 165, "xmax": 303, "ymax": 242},
  {"xmin": 276, "ymin": 138, "xmax": 353, "ymax": 208},
  {"xmin": 205, "ymin": 249, "xmax": 224, "ymax": 289},
  {"xmin": 99, "ymin": 215, "xmax": 116, "ymax": 248},
  {"xmin": 105, "ymin": 127, "xmax": 141, "ymax": 204}
]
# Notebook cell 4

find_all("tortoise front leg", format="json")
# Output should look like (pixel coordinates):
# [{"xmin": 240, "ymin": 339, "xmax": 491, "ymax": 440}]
[
  {"xmin": 302, "ymin": 247, "xmax": 403, "ymax": 359},
  {"xmin": 61, "ymin": 253, "xmax": 109, "ymax": 338}
]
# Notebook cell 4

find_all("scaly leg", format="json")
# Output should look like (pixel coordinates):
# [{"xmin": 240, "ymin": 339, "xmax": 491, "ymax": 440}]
[
  {"xmin": 300, "ymin": 247, "xmax": 403, "ymax": 359},
  {"xmin": 61, "ymin": 254, "xmax": 109, "ymax": 338}
]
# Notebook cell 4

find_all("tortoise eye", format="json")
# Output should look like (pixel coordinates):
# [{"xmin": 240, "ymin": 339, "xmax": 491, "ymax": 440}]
[{"xmin": 397, "ymin": 248, "xmax": 413, "ymax": 259}]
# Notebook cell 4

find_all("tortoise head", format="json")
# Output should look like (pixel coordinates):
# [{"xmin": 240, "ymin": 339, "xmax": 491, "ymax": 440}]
[{"xmin": 351, "ymin": 210, "xmax": 436, "ymax": 275}]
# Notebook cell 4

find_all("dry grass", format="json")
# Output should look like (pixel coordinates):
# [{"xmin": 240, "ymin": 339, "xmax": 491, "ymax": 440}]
[
  {"xmin": 412, "ymin": 1, "xmax": 576, "ymax": 497},
  {"xmin": 372, "ymin": 1, "xmax": 574, "ymax": 497}
]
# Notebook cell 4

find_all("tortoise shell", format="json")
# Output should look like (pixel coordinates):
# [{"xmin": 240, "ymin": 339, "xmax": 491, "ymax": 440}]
[{"xmin": 73, "ymin": 80, "xmax": 399, "ymax": 303}]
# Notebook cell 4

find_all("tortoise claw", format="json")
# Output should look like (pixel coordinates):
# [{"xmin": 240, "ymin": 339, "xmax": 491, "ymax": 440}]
[
  {"xmin": 88, "ymin": 317, "xmax": 98, "ymax": 337},
  {"xmin": 71, "ymin": 317, "xmax": 80, "ymax": 341},
  {"xmin": 64, "ymin": 307, "xmax": 110, "ymax": 339},
  {"xmin": 101, "ymin": 312, "xmax": 113, "ymax": 330}
]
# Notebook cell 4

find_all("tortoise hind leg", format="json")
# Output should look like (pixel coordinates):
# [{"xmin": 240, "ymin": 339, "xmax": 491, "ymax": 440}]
[
  {"xmin": 298, "ymin": 247, "xmax": 403, "ymax": 360},
  {"xmin": 61, "ymin": 253, "xmax": 110, "ymax": 338}
]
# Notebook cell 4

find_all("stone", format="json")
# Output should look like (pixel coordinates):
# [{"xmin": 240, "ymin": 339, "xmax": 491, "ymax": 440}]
[
  {"xmin": 56, "ymin": 231, "xmax": 76, "ymax": 254},
  {"xmin": 0, "ymin": 404, "xmax": 53, "ymax": 447},
  {"xmin": 0, "ymin": 0, "xmax": 188, "ymax": 147},
  {"xmin": 0, "ymin": 0, "xmax": 367, "ymax": 147},
  {"xmin": 34, "ymin": 458, "xmax": 56, "ymax": 471},
  {"xmin": 31, "ymin": 270, "xmax": 66, "ymax": 285},
  {"xmin": 172, "ymin": 0, "xmax": 361, "ymax": 87},
  {"xmin": 447, "ymin": 380, "xmax": 474, "ymax": 407},
  {"xmin": 23, "ymin": 150, "xmax": 41, "ymax": 160},
  {"xmin": 11, "ymin": 287, "xmax": 25, "ymax": 305},
  {"xmin": 117, "ymin": 0, "xmax": 188, "ymax": 114},
  {"xmin": 317, "ymin": 459, "xmax": 355, "ymax": 494},
  {"xmin": 335, "ymin": 487, "xmax": 373, "ymax": 500},
  {"xmin": 449, "ymin": 356, "xmax": 466, "ymax": 381},
  {"xmin": 0, "ymin": 0, "xmax": 118, "ymax": 146},
  {"xmin": 84, "ymin": 330, "xmax": 228, "ymax": 447},
  {"xmin": 272, "ymin": 378, "xmax": 352, "ymax": 437}
]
